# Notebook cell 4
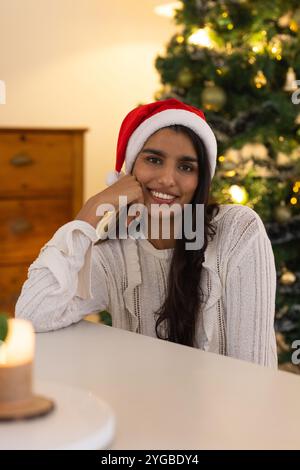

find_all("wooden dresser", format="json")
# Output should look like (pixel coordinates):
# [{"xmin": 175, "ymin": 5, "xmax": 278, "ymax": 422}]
[{"xmin": 0, "ymin": 128, "xmax": 86, "ymax": 316}]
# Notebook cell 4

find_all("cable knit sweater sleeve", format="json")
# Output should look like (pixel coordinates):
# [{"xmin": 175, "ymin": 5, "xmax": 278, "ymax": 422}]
[
  {"xmin": 15, "ymin": 221, "xmax": 109, "ymax": 332},
  {"xmin": 223, "ymin": 206, "xmax": 278, "ymax": 368}
]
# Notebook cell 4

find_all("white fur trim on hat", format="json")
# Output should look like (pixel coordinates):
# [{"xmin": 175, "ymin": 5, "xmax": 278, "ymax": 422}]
[
  {"xmin": 125, "ymin": 109, "xmax": 217, "ymax": 179},
  {"xmin": 105, "ymin": 170, "xmax": 124, "ymax": 186}
]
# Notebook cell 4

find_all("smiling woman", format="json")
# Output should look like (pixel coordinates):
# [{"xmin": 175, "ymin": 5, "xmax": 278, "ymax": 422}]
[
  {"xmin": 133, "ymin": 128, "xmax": 199, "ymax": 212},
  {"xmin": 15, "ymin": 99, "xmax": 277, "ymax": 368}
]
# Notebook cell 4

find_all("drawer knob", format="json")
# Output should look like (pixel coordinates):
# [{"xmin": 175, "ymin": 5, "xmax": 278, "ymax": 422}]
[
  {"xmin": 10, "ymin": 217, "xmax": 33, "ymax": 234},
  {"xmin": 10, "ymin": 153, "xmax": 33, "ymax": 166}
]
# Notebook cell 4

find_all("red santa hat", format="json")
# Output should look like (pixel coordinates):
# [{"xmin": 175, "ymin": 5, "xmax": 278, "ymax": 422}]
[{"xmin": 106, "ymin": 98, "xmax": 217, "ymax": 186}]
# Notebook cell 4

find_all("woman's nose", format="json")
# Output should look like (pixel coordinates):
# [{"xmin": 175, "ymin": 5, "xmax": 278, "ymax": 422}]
[{"xmin": 157, "ymin": 165, "xmax": 176, "ymax": 187}]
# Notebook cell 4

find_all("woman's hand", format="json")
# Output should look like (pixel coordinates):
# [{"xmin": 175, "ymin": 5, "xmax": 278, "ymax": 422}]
[{"xmin": 74, "ymin": 175, "xmax": 144, "ymax": 229}]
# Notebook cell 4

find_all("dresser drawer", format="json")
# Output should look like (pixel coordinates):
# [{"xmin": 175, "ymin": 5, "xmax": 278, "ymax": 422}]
[
  {"xmin": 0, "ymin": 199, "xmax": 72, "ymax": 264},
  {"xmin": 0, "ymin": 132, "xmax": 73, "ymax": 197},
  {"xmin": 0, "ymin": 264, "xmax": 29, "ymax": 316}
]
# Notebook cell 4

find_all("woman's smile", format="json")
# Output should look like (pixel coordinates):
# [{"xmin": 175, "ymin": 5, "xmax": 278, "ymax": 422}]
[{"xmin": 146, "ymin": 187, "xmax": 179, "ymax": 205}]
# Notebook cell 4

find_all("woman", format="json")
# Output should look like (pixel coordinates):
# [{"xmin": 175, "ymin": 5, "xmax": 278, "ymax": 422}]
[{"xmin": 15, "ymin": 98, "xmax": 277, "ymax": 367}]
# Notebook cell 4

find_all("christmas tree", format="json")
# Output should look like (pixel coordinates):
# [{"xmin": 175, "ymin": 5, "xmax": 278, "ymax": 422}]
[{"xmin": 154, "ymin": 0, "xmax": 300, "ymax": 371}]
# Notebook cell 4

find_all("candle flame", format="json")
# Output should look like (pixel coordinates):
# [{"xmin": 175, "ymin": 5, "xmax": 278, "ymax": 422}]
[{"xmin": 0, "ymin": 319, "xmax": 34, "ymax": 367}]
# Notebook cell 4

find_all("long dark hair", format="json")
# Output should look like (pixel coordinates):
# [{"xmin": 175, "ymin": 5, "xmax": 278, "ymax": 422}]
[{"xmin": 154, "ymin": 124, "xmax": 220, "ymax": 347}]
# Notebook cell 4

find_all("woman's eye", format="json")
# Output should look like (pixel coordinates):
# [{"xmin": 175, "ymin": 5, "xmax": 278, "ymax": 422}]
[
  {"xmin": 146, "ymin": 156, "xmax": 162, "ymax": 164},
  {"xmin": 179, "ymin": 164, "xmax": 194, "ymax": 172}
]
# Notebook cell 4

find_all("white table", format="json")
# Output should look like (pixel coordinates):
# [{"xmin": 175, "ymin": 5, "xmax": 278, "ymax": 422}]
[{"xmin": 34, "ymin": 320, "xmax": 300, "ymax": 450}]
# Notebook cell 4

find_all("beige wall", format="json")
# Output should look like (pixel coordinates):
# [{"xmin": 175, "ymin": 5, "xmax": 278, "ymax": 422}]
[{"xmin": 0, "ymin": 0, "xmax": 175, "ymax": 200}]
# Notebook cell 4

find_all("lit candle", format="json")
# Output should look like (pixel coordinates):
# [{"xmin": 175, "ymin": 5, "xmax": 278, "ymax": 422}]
[
  {"xmin": 0, "ymin": 319, "xmax": 35, "ymax": 406},
  {"xmin": 0, "ymin": 318, "xmax": 34, "ymax": 366},
  {"xmin": 0, "ymin": 317, "xmax": 53, "ymax": 420}
]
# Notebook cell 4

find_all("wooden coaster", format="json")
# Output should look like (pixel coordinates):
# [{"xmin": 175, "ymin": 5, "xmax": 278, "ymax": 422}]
[{"xmin": 0, "ymin": 395, "xmax": 54, "ymax": 421}]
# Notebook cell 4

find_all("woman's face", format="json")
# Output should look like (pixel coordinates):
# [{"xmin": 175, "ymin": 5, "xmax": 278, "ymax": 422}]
[{"xmin": 132, "ymin": 128, "xmax": 199, "ymax": 213}]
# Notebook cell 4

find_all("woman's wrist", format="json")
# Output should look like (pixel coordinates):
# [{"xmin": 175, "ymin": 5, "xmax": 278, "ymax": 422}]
[{"xmin": 75, "ymin": 194, "xmax": 118, "ymax": 229}]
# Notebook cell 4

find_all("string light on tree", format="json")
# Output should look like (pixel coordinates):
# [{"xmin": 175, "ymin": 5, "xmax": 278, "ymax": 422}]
[
  {"xmin": 176, "ymin": 35, "xmax": 185, "ymax": 44},
  {"xmin": 188, "ymin": 27, "xmax": 213, "ymax": 48},
  {"xmin": 229, "ymin": 185, "xmax": 249, "ymax": 204},
  {"xmin": 290, "ymin": 197, "xmax": 298, "ymax": 205},
  {"xmin": 293, "ymin": 181, "xmax": 300, "ymax": 193},
  {"xmin": 225, "ymin": 170, "xmax": 236, "ymax": 178},
  {"xmin": 187, "ymin": 26, "xmax": 225, "ymax": 51},
  {"xmin": 249, "ymin": 31, "xmax": 267, "ymax": 54},
  {"xmin": 268, "ymin": 36, "xmax": 282, "ymax": 57},
  {"xmin": 218, "ymin": 10, "xmax": 231, "ymax": 27}
]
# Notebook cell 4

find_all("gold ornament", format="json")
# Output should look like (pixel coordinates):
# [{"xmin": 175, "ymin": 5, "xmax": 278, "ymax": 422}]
[
  {"xmin": 283, "ymin": 67, "xmax": 298, "ymax": 92},
  {"xmin": 254, "ymin": 70, "xmax": 267, "ymax": 88},
  {"xmin": 280, "ymin": 267, "xmax": 297, "ymax": 285},
  {"xmin": 274, "ymin": 204, "xmax": 292, "ymax": 223},
  {"xmin": 201, "ymin": 83, "xmax": 226, "ymax": 111},
  {"xmin": 177, "ymin": 68, "xmax": 193, "ymax": 88}
]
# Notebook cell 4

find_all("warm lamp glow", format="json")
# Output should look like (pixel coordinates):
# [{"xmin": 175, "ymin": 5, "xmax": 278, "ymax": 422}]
[
  {"xmin": 154, "ymin": 2, "xmax": 182, "ymax": 18},
  {"xmin": 0, "ymin": 319, "xmax": 34, "ymax": 366}
]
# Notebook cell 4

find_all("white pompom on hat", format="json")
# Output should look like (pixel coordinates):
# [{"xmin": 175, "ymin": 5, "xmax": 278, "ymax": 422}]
[{"xmin": 106, "ymin": 98, "xmax": 217, "ymax": 186}]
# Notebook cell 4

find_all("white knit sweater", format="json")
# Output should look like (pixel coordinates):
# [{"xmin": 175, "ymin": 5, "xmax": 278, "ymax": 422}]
[{"xmin": 15, "ymin": 204, "xmax": 278, "ymax": 368}]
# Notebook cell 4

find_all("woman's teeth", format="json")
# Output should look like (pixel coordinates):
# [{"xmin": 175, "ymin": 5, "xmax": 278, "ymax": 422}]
[{"xmin": 150, "ymin": 190, "xmax": 176, "ymax": 200}]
